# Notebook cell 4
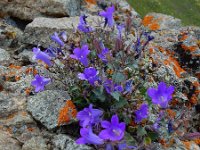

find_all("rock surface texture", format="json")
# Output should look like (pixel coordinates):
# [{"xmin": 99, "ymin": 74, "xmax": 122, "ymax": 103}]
[
  {"xmin": 27, "ymin": 90, "xmax": 71, "ymax": 130},
  {"xmin": 22, "ymin": 15, "xmax": 100, "ymax": 47},
  {"xmin": 0, "ymin": 0, "xmax": 81, "ymax": 20}
]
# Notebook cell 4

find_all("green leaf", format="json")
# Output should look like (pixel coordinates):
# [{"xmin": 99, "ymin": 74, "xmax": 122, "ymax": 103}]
[
  {"xmin": 139, "ymin": 86, "xmax": 147, "ymax": 96},
  {"xmin": 137, "ymin": 126, "xmax": 147, "ymax": 137},
  {"xmin": 147, "ymin": 132, "xmax": 159, "ymax": 141},
  {"xmin": 90, "ymin": 50, "xmax": 96, "ymax": 58},
  {"xmin": 92, "ymin": 88, "xmax": 106, "ymax": 102},
  {"xmin": 111, "ymin": 92, "xmax": 120, "ymax": 101},
  {"xmin": 112, "ymin": 97, "xmax": 128, "ymax": 109},
  {"xmin": 124, "ymin": 132, "xmax": 137, "ymax": 145},
  {"xmin": 112, "ymin": 72, "xmax": 125, "ymax": 83},
  {"xmin": 144, "ymin": 137, "xmax": 152, "ymax": 145}
]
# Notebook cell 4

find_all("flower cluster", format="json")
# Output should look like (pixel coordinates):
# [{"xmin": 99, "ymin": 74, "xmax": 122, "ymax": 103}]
[
  {"xmin": 30, "ymin": 3, "xmax": 180, "ymax": 150},
  {"xmin": 76, "ymin": 104, "xmax": 126, "ymax": 146}
]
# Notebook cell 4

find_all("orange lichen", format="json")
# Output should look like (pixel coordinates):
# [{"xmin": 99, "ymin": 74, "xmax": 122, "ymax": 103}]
[
  {"xmin": 149, "ymin": 22, "xmax": 160, "ymax": 31},
  {"xmin": 58, "ymin": 100, "xmax": 77, "ymax": 126},
  {"xmin": 189, "ymin": 95, "xmax": 198, "ymax": 105},
  {"xmin": 15, "ymin": 76, "xmax": 20, "ymax": 81},
  {"xmin": 182, "ymin": 141, "xmax": 191, "ymax": 150},
  {"xmin": 9, "ymin": 64, "xmax": 21, "ymax": 70},
  {"xmin": 180, "ymin": 34, "xmax": 188, "ymax": 41},
  {"xmin": 181, "ymin": 44, "xmax": 198, "ymax": 52},
  {"xmin": 27, "ymin": 127, "xmax": 35, "ymax": 132},
  {"xmin": 142, "ymin": 15, "xmax": 160, "ymax": 30},
  {"xmin": 193, "ymin": 81, "xmax": 200, "ymax": 87},
  {"xmin": 193, "ymin": 138, "xmax": 200, "ymax": 145},
  {"xmin": 149, "ymin": 48, "xmax": 155, "ymax": 54},
  {"xmin": 84, "ymin": 0, "xmax": 96, "ymax": 5},
  {"xmin": 166, "ymin": 109, "xmax": 176, "ymax": 119},
  {"xmin": 142, "ymin": 16, "xmax": 154, "ymax": 26},
  {"xmin": 33, "ymin": 69, "xmax": 38, "ymax": 76},
  {"xmin": 164, "ymin": 56, "xmax": 185, "ymax": 78},
  {"xmin": 159, "ymin": 139, "xmax": 167, "ymax": 147},
  {"xmin": 25, "ymin": 67, "xmax": 33, "ymax": 74},
  {"xmin": 170, "ymin": 99, "xmax": 179, "ymax": 106},
  {"xmin": 25, "ymin": 87, "xmax": 31, "ymax": 95}
]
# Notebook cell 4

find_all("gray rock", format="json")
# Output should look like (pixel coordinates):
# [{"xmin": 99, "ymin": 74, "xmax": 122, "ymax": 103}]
[
  {"xmin": 0, "ymin": 92, "xmax": 27, "ymax": 118},
  {"xmin": 0, "ymin": 0, "xmax": 81, "ymax": 20},
  {"xmin": 0, "ymin": 19, "xmax": 23, "ymax": 49},
  {"xmin": 22, "ymin": 136, "xmax": 48, "ymax": 150},
  {"xmin": 52, "ymin": 134, "xmax": 93, "ymax": 150},
  {"xmin": 27, "ymin": 90, "xmax": 71, "ymax": 130},
  {"xmin": 0, "ymin": 130, "xmax": 21, "ymax": 150},
  {"xmin": 22, "ymin": 16, "xmax": 100, "ymax": 48},
  {"xmin": 0, "ymin": 48, "xmax": 10, "ymax": 62},
  {"xmin": 18, "ymin": 49, "xmax": 34, "ymax": 63}
]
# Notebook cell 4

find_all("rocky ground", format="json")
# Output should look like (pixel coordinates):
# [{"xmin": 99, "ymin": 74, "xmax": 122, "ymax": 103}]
[{"xmin": 0, "ymin": 0, "xmax": 199, "ymax": 149}]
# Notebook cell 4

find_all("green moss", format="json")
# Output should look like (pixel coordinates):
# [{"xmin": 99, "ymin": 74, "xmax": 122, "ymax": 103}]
[{"xmin": 127, "ymin": 0, "xmax": 200, "ymax": 26}]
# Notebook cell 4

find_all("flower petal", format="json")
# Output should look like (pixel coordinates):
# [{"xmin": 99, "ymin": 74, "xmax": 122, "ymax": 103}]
[
  {"xmin": 76, "ymin": 137, "xmax": 87, "ymax": 144},
  {"xmin": 101, "ymin": 121, "xmax": 111, "ymax": 128},
  {"xmin": 99, "ymin": 129, "xmax": 111, "ymax": 140},
  {"xmin": 77, "ymin": 73, "xmax": 86, "ymax": 80},
  {"xmin": 111, "ymin": 114, "xmax": 119, "ymax": 125}
]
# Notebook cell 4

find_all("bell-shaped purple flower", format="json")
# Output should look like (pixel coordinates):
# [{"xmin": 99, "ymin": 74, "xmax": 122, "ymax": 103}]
[
  {"xmin": 117, "ymin": 24, "xmax": 124, "ymax": 39},
  {"xmin": 118, "ymin": 142, "xmax": 136, "ymax": 150},
  {"xmin": 99, "ymin": 114, "xmax": 126, "ymax": 141},
  {"xmin": 98, "ymin": 48, "xmax": 111, "ymax": 63},
  {"xmin": 78, "ymin": 67, "xmax": 99, "ymax": 86},
  {"xmin": 50, "ymin": 32, "xmax": 64, "ymax": 47},
  {"xmin": 77, "ymin": 15, "xmax": 93, "ymax": 33},
  {"xmin": 77, "ymin": 104, "xmax": 103, "ymax": 127},
  {"xmin": 103, "ymin": 79, "xmax": 123, "ymax": 94},
  {"xmin": 135, "ymin": 103, "xmax": 149, "ymax": 123},
  {"xmin": 99, "ymin": 5, "xmax": 115, "ymax": 27},
  {"xmin": 31, "ymin": 74, "xmax": 51, "ymax": 92},
  {"xmin": 125, "ymin": 80, "xmax": 133, "ymax": 93},
  {"xmin": 76, "ymin": 127, "xmax": 104, "ymax": 145},
  {"xmin": 147, "ymin": 82, "xmax": 175, "ymax": 108},
  {"xmin": 32, "ymin": 47, "xmax": 52, "ymax": 66},
  {"xmin": 60, "ymin": 31, "xmax": 67, "ymax": 42},
  {"xmin": 70, "ymin": 44, "xmax": 90, "ymax": 67}
]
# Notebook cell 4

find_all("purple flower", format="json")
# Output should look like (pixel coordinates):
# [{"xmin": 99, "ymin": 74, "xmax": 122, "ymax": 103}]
[
  {"xmin": 103, "ymin": 79, "xmax": 123, "ymax": 94},
  {"xmin": 106, "ymin": 143, "xmax": 114, "ymax": 150},
  {"xmin": 77, "ymin": 15, "xmax": 93, "ymax": 33},
  {"xmin": 50, "ymin": 32, "xmax": 64, "ymax": 47},
  {"xmin": 76, "ymin": 127, "xmax": 104, "ymax": 145},
  {"xmin": 45, "ymin": 46, "xmax": 57, "ymax": 57},
  {"xmin": 77, "ymin": 104, "xmax": 103, "ymax": 127},
  {"xmin": 32, "ymin": 47, "xmax": 52, "ymax": 66},
  {"xmin": 118, "ymin": 142, "xmax": 136, "ymax": 150},
  {"xmin": 99, "ymin": 5, "xmax": 115, "ymax": 27},
  {"xmin": 98, "ymin": 48, "xmax": 111, "ymax": 63},
  {"xmin": 125, "ymin": 80, "xmax": 133, "ymax": 93},
  {"xmin": 117, "ymin": 24, "xmax": 124, "ymax": 39},
  {"xmin": 31, "ymin": 74, "xmax": 51, "ymax": 92},
  {"xmin": 70, "ymin": 44, "xmax": 90, "ymax": 67},
  {"xmin": 147, "ymin": 82, "xmax": 175, "ymax": 108},
  {"xmin": 78, "ymin": 67, "xmax": 99, "ymax": 86},
  {"xmin": 99, "ymin": 114, "xmax": 126, "ymax": 141},
  {"xmin": 153, "ymin": 111, "xmax": 164, "ymax": 130},
  {"xmin": 135, "ymin": 103, "xmax": 149, "ymax": 123},
  {"xmin": 60, "ymin": 31, "xmax": 67, "ymax": 42}
]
